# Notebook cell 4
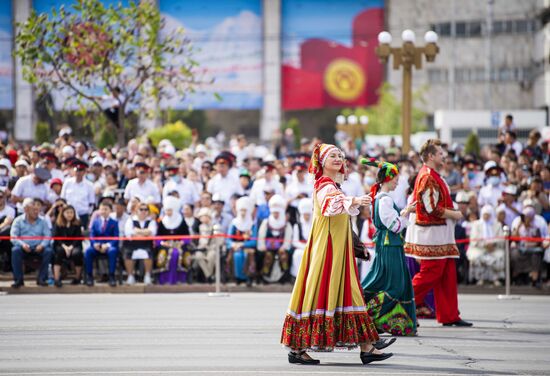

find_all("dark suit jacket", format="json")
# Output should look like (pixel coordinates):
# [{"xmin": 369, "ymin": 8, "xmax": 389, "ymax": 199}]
[{"xmin": 90, "ymin": 217, "xmax": 119, "ymax": 250}]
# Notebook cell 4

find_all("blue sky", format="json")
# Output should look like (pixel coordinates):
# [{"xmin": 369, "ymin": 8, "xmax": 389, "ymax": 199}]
[
  {"xmin": 0, "ymin": 0, "xmax": 10, "ymax": 34},
  {"xmin": 282, "ymin": 0, "xmax": 383, "ymax": 44},
  {"xmin": 159, "ymin": 0, "xmax": 261, "ymax": 31}
]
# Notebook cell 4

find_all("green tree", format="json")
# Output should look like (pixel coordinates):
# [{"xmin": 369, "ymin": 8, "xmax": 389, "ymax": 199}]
[
  {"xmin": 282, "ymin": 117, "xmax": 302, "ymax": 150},
  {"xmin": 35, "ymin": 121, "xmax": 51, "ymax": 144},
  {"xmin": 464, "ymin": 132, "xmax": 481, "ymax": 157},
  {"xmin": 15, "ymin": 0, "xmax": 204, "ymax": 146},
  {"xmin": 341, "ymin": 83, "xmax": 427, "ymax": 136},
  {"xmin": 147, "ymin": 121, "xmax": 192, "ymax": 149}
]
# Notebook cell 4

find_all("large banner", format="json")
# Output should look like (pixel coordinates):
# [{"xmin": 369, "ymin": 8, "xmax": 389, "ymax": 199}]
[
  {"xmin": 282, "ymin": 0, "xmax": 384, "ymax": 110},
  {"xmin": 0, "ymin": 0, "xmax": 12, "ymax": 110},
  {"xmin": 159, "ymin": 0, "xmax": 263, "ymax": 110}
]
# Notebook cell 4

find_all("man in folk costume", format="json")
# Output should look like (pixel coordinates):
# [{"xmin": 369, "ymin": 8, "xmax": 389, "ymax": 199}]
[
  {"xmin": 404, "ymin": 139, "xmax": 473, "ymax": 327},
  {"xmin": 281, "ymin": 143, "xmax": 393, "ymax": 365}
]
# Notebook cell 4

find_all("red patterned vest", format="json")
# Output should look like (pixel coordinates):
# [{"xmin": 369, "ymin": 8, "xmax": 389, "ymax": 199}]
[{"xmin": 413, "ymin": 165, "xmax": 454, "ymax": 226}]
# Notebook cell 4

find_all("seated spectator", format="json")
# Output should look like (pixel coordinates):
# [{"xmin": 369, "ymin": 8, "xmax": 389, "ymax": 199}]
[
  {"xmin": 226, "ymin": 196, "xmax": 257, "ymax": 286},
  {"xmin": 156, "ymin": 196, "xmax": 190, "ymax": 285},
  {"xmin": 123, "ymin": 202, "xmax": 157, "ymax": 285},
  {"xmin": 48, "ymin": 178, "xmax": 63, "ymax": 204},
  {"xmin": 518, "ymin": 177, "xmax": 549, "ymax": 216},
  {"xmin": 191, "ymin": 207, "xmax": 221, "ymax": 283},
  {"xmin": 84, "ymin": 202, "xmax": 119, "ymax": 287},
  {"xmin": 290, "ymin": 198, "xmax": 313, "ymax": 279},
  {"xmin": 467, "ymin": 205, "xmax": 505, "ymax": 286},
  {"xmin": 183, "ymin": 203, "xmax": 200, "ymax": 236},
  {"xmin": 210, "ymin": 194, "xmax": 232, "ymax": 234},
  {"xmin": 257, "ymin": 194, "xmax": 292, "ymax": 284},
  {"xmin": 10, "ymin": 198, "xmax": 53, "ymax": 288},
  {"xmin": 52, "ymin": 205, "xmax": 83, "ymax": 287},
  {"xmin": 478, "ymin": 161, "xmax": 504, "ymax": 208},
  {"xmin": 0, "ymin": 186, "xmax": 16, "ymax": 272},
  {"xmin": 511, "ymin": 206, "xmax": 544, "ymax": 287}
]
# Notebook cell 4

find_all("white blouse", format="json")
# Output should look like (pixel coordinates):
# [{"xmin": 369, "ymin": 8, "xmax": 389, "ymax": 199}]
[
  {"xmin": 378, "ymin": 194, "xmax": 409, "ymax": 234},
  {"xmin": 316, "ymin": 183, "xmax": 360, "ymax": 217}
]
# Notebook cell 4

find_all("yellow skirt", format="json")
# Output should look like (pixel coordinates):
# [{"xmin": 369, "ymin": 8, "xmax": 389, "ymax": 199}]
[{"xmin": 281, "ymin": 208, "xmax": 379, "ymax": 351}]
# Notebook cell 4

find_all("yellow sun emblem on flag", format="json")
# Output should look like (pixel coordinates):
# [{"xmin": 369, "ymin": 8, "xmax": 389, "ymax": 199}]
[{"xmin": 324, "ymin": 58, "xmax": 366, "ymax": 102}]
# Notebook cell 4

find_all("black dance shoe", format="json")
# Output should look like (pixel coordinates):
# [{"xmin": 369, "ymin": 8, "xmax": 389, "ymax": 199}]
[
  {"xmin": 442, "ymin": 319, "xmax": 473, "ymax": 327},
  {"xmin": 360, "ymin": 349, "xmax": 393, "ymax": 364},
  {"xmin": 288, "ymin": 351, "xmax": 320, "ymax": 365},
  {"xmin": 373, "ymin": 337, "xmax": 396, "ymax": 350}
]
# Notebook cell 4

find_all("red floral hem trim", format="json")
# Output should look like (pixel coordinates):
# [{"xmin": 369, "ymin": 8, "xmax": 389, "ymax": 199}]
[
  {"xmin": 404, "ymin": 242, "xmax": 459, "ymax": 258},
  {"xmin": 280, "ymin": 311, "xmax": 379, "ymax": 351}
]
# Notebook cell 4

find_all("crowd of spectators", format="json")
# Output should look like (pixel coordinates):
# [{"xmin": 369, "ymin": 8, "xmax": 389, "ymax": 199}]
[{"xmin": 0, "ymin": 114, "xmax": 549, "ymax": 289}]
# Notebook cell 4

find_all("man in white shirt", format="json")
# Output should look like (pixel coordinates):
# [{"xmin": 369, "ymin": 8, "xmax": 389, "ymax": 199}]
[
  {"xmin": 41, "ymin": 152, "xmax": 64, "ymax": 182},
  {"xmin": 285, "ymin": 162, "xmax": 313, "ymax": 222},
  {"xmin": 162, "ymin": 165, "xmax": 200, "ymax": 207},
  {"xmin": 124, "ymin": 162, "xmax": 161, "ymax": 206},
  {"xmin": 249, "ymin": 162, "xmax": 284, "ymax": 206},
  {"xmin": 61, "ymin": 160, "xmax": 96, "ymax": 228},
  {"xmin": 497, "ymin": 185, "xmax": 522, "ymax": 228},
  {"xmin": 11, "ymin": 167, "xmax": 51, "ymax": 213},
  {"xmin": 206, "ymin": 154, "xmax": 240, "ymax": 214},
  {"xmin": 504, "ymin": 130, "xmax": 523, "ymax": 157}
]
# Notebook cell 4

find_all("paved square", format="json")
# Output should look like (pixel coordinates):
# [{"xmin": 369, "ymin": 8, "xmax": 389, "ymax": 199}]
[{"xmin": 0, "ymin": 293, "xmax": 549, "ymax": 375}]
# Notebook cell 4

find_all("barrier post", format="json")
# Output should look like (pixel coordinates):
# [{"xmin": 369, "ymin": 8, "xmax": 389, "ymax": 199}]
[
  {"xmin": 498, "ymin": 226, "xmax": 520, "ymax": 300},
  {"xmin": 209, "ymin": 225, "xmax": 229, "ymax": 298}
]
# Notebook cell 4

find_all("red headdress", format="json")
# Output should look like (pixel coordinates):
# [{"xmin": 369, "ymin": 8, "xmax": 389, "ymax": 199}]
[{"xmin": 308, "ymin": 143, "xmax": 345, "ymax": 181}]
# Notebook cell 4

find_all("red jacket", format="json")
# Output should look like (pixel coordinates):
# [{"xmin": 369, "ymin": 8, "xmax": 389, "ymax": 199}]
[{"xmin": 413, "ymin": 165, "xmax": 454, "ymax": 226}]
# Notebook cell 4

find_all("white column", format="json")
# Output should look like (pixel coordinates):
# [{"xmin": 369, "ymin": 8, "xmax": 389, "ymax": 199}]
[
  {"xmin": 13, "ymin": 0, "xmax": 34, "ymax": 141},
  {"xmin": 260, "ymin": 0, "xmax": 281, "ymax": 141},
  {"xmin": 138, "ymin": 0, "xmax": 159, "ymax": 131}
]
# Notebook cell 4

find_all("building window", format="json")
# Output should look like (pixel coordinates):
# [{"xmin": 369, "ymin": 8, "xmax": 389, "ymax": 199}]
[{"xmin": 431, "ymin": 18, "xmax": 538, "ymax": 38}]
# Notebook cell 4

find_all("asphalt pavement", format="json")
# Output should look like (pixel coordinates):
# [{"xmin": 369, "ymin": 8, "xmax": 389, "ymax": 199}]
[{"xmin": 1, "ymin": 293, "xmax": 549, "ymax": 375}]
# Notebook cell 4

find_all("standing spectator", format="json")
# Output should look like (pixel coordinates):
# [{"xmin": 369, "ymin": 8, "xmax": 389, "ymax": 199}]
[
  {"xmin": 41, "ymin": 152, "xmax": 64, "ymax": 181},
  {"xmin": 285, "ymin": 162, "xmax": 312, "ymax": 224},
  {"xmin": 123, "ymin": 162, "xmax": 161, "ymax": 206},
  {"xmin": 207, "ymin": 154, "xmax": 240, "ymax": 213},
  {"xmin": 523, "ymin": 130, "xmax": 543, "ymax": 160},
  {"xmin": 162, "ymin": 165, "xmax": 200, "ymax": 207},
  {"xmin": 61, "ymin": 160, "xmax": 95, "ymax": 228},
  {"xmin": 10, "ymin": 198, "xmax": 53, "ymax": 288},
  {"xmin": 123, "ymin": 202, "xmax": 157, "ymax": 285},
  {"xmin": 478, "ymin": 161, "xmax": 505, "ymax": 208},
  {"xmin": 441, "ymin": 158, "xmax": 462, "ymax": 196},
  {"xmin": 52, "ymin": 205, "xmax": 83, "ymax": 287},
  {"xmin": 11, "ymin": 167, "xmax": 51, "ymax": 212},
  {"xmin": 504, "ymin": 131, "xmax": 523, "ymax": 157},
  {"xmin": 249, "ymin": 162, "xmax": 284, "ymax": 207},
  {"xmin": 467, "ymin": 205, "xmax": 505, "ymax": 286},
  {"xmin": 84, "ymin": 202, "xmax": 119, "ymax": 287}
]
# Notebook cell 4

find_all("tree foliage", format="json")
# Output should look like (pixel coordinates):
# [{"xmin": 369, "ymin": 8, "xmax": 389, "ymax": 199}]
[
  {"xmin": 147, "ymin": 121, "xmax": 192, "ymax": 150},
  {"xmin": 464, "ymin": 132, "xmax": 481, "ymax": 157},
  {"xmin": 15, "ymin": 0, "xmax": 204, "ymax": 145},
  {"xmin": 341, "ymin": 83, "xmax": 427, "ymax": 135},
  {"xmin": 35, "ymin": 121, "xmax": 51, "ymax": 144}
]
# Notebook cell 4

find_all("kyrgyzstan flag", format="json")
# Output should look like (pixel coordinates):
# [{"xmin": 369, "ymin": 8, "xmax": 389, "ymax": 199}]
[{"xmin": 282, "ymin": 8, "xmax": 384, "ymax": 110}]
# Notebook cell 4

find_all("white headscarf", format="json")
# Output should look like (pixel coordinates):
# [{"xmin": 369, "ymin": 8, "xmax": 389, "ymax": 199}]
[
  {"xmin": 268, "ymin": 194, "xmax": 287, "ymax": 230},
  {"xmin": 298, "ymin": 198, "xmax": 313, "ymax": 236},
  {"xmin": 161, "ymin": 196, "xmax": 183, "ymax": 230},
  {"xmin": 481, "ymin": 204, "xmax": 494, "ymax": 239},
  {"xmin": 232, "ymin": 196, "xmax": 254, "ymax": 232}
]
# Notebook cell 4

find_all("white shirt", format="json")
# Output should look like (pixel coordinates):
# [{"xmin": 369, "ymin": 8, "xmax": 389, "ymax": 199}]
[
  {"xmin": 285, "ymin": 176, "xmax": 313, "ymax": 208},
  {"xmin": 11, "ymin": 175, "xmax": 50, "ymax": 210},
  {"xmin": 162, "ymin": 177, "xmax": 200, "ymax": 206},
  {"xmin": 388, "ymin": 174, "xmax": 410, "ymax": 210},
  {"xmin": 378, "ymin": 194, "xmax": 409, "ymax": 233},
  {"xmin": 0, "ymin": 205, "xmax": 15, "ymax": 220},
  {"xmin": 497, "ymin": 202, "xmax": 522, "ymax": 228},
  {"xmin": 206, "ymin": 173, "xmax": 240, "ymax": 211},
  {"xmin": 110, "ymin": 212, "xmax": 129, "ymax": 237},
  {"xmin": 249, "ymin": 177, "xmax": 284, "ymax": 206},
  {"xmin": 124, "ymin": 215, "xmax": 157, "ymax": 237},
  {"xmin": 49, "ymin": 169, "xmax": 65, "ymax": 182},
  {"xmin": 511, "ymin": 214, "xmax": 548, "ymax": 238},
  {"xmin": 341, "ymin": 172, "xmax": 365, "ymax": 198},
  {"xmin": 124, "ymin": 178, "xmax": 161, "ymax": 204},
  {"xmin": 478, "ymin": 184, "xmax": 504, "ymax": 208},
  {"xmin": 61, "ymin": 177, "xmax": 96, "ymax": 215}
]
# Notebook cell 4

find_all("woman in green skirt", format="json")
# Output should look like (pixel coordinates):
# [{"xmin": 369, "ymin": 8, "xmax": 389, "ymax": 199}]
[{"xmin": 361, "ymin": 158, "xmax": 417, "ymax": 336}]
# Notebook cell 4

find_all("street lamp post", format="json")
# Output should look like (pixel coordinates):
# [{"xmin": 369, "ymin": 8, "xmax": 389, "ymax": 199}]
[
  {"xmin": 336, "ymin": 114, "xmax": 369, "ymax": 151},
  {"xmin": 375, "ymin": 29, "xmax": 439, "ymax": 153}
]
